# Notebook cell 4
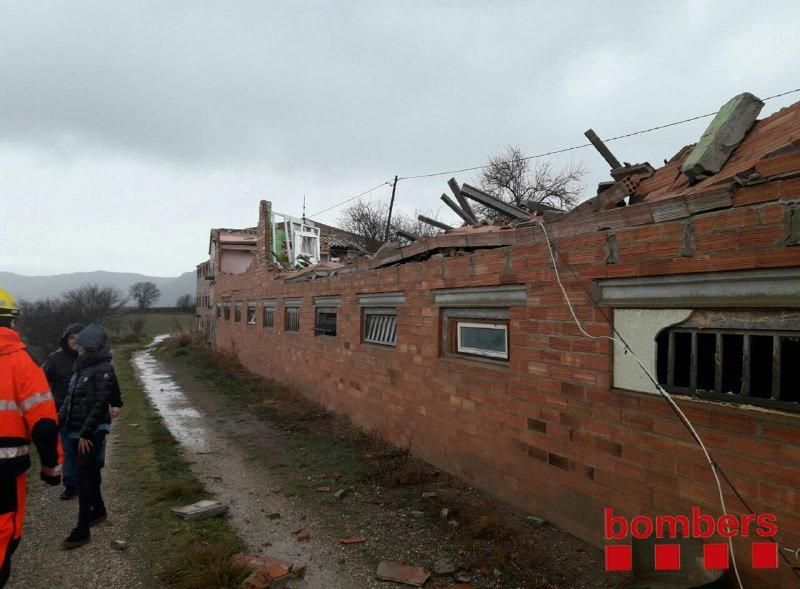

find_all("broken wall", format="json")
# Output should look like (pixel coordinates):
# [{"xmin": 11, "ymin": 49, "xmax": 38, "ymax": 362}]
[{"xmin": 214, "ymin": 178, "xmax": 800, "ymax": 588}]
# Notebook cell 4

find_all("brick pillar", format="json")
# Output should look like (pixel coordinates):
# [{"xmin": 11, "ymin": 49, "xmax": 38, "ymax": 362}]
[{"xmin": 256, "ymin": 200, "xmax": 273, "ymax": 266}]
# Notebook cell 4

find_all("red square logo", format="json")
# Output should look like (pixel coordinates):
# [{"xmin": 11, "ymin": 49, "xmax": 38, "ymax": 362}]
[
  {"xmin": 655, "ymin": 544, "xmax": 681, "ymax": 570},
  {"xmin": 752, "ymin": 542, "xmax": 778, "ymax": 569},
  {"xmin": 605, "ymin": 545, "xmax": 632, "ymax": 571},
  {"xmin": 703, "ymin": 543, "xmax": 729, "ymax": 569}
]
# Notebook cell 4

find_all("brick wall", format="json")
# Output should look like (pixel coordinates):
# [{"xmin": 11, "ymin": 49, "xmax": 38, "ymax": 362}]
[{"xmin": 214, "ymin": 183, "xmax": 800, "ymax": 587}]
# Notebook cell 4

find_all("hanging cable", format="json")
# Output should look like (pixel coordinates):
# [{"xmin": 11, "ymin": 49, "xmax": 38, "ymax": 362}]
[
  {"xmin": 534, "ymin": 218, "xmax": 747, "ymax": 587},
  {"xmin": 307, "ymin": 180, "xmax": 392, "ymax": 219}
]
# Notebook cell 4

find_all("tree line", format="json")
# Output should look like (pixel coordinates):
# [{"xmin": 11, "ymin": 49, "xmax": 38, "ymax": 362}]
[{"xmin": 18, "ymin": 281, "xmax": 194, "ymax": 361}]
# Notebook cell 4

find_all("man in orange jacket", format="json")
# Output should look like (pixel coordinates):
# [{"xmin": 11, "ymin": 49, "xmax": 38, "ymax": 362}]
[{"xmin": 0, "ymin": 288, "xmax": 62, "ymax": 587}]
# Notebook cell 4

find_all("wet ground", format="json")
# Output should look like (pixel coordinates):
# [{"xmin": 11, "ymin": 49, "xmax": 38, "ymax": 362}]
[{"xmin": 132, "ymin": 338, "xmax": 380, "ymax": 588}]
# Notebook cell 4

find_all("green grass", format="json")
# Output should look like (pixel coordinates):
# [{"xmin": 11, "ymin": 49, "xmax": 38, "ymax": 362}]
[{"xmin": 113, "ymin": 344, "xmax": 248, "ymax": 588}]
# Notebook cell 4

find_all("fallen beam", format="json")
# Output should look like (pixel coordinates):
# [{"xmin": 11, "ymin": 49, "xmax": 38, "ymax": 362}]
[
  {"xmin": 585, "ymin": 128, "xmax": 622, "ymax": 170},
  {"xmin": 440, "ymin": 193, "xmax": 473, "ymax": 224},
  {"xmin": 395, "ymin": 229, "xmax": 419, "ymax": 242},
  {"xmin": 448, "ymin": 177, "xmax": 478, "ymax": 224},
  {"xmin": 460, "ymin": 183, "xmax": 529, "ymax": 220},
  {"xmin": 417, "ymin": 215, "xmax": 453, "ymax": 231}
]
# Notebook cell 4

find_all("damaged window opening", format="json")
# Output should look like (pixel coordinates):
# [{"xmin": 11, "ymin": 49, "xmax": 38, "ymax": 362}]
[
  {"xmin": 363, "ymin": 308, "xmax": 397, "ymax": 346},
  {"xmin": 441, "ymin": 308, "xmax": 510, "ymax": 364},
  {"xmin": 313, "ymin": 309, "xmax": 337, "ymax": 337},
  {"xmin": 215, "ymin": 304, "xmax": 222, "ymax": 319},
  {"xmin": 234, "ymin": 303, "xmax": 243, "ymax": 323},
  {"xmin": 223, "ymin": 304, "xmax": 231, "ymax": 321},
  {"xmin": 285, "ymin": 307, "xmax": 300, "ymax": 332},
  {"xmin": 247, "ymin": 303, "xmax": 257, "ymax": 325},
  {"xmin": 655, "ymin": 312, "xmax": 800, "ymax": 412}
]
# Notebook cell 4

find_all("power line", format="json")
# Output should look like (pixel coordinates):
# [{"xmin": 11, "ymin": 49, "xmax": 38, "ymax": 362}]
[
  {"xmin": 307, "ymin": 180, "xmax": 391, "ymax": 218},
  {"xmin": 399, "ymin": 87, "xmax": 800, "ymax": 181},
  {"xmin": 307, "ymin": 87, "xmax": 800, "ymax": 217}
]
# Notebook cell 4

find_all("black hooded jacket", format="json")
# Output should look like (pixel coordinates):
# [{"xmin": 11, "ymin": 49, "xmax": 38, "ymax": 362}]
[
  {"xmin": 43, "ymin": 323, "xmax": 84, "ymax": 411},
  {"xmin": 58, "ymin": 324, "xmax": 122, "ymax": 438}
]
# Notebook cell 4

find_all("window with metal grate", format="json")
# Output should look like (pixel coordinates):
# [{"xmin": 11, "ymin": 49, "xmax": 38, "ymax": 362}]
[
  {"xmin": 285, "ymin": 307, "xmax": 300, "ymax": 332},
  {"xmin": 656, "ymin": 311, "xmax": 800, "ymax": 412},
  {"xmin": 363, "ymin": 311, "xmax": 397, "ymax": 346},
  {"xmin": 313, "ymin": 311, "xmax": 337, "ymax": 336},
  {"xmin": 263, "ymin": 307, "xmax": 274, "ymax": 328}
]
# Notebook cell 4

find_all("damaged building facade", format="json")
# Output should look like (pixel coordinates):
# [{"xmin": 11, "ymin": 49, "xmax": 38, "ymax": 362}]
[{"xmin": 204, "ymin": 94, "xmax": 800, "ymax": 587}]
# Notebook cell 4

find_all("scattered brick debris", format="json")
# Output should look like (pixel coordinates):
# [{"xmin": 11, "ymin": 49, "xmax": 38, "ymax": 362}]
[
  {"xmin": 322, "ymin": 472, "xmax": 341, "ymax": 480},
  {"xmin": 241, "ymin": 563, "xmax": 292, "ymax": 589},
  {"xmin": 338, "ymin": 536, "xmax": 366, "ymax": 544},
  {"xmin": 170, "ymin": 499, "xmax": 227, "ymax": 520},
  {"xmin": 231, "ymin": 553, "xmax": 295, "ymax": 573},
  {"xmin": 293, "ymin": 529, "xmax": 311, "ymax": 542},
  {"xmin": 433, "ymin": 558, "xmax": 455, "ymax": 575},
  {"xmin": 316, "ymin": 486, "xmax": 332, "ymax": 492},
  {"xmin": 375, "ymin": 561, "xmax": 431, "ymax": 586}
]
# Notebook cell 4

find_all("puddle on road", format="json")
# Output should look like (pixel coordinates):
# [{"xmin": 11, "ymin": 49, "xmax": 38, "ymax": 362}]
[{"xmin": 132, "ymin": 335, "xmax": 210, "ymax": 452}]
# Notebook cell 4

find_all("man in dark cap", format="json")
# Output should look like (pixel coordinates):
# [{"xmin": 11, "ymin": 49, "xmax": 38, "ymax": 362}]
[{"xmin": 43, "ymin": 323, "xmax": 84, "ymax": 499}]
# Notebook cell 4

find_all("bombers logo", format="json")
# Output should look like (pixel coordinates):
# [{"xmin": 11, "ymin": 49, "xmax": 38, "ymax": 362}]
[{"xmin": 603, "ymin": 507, "xmax": 779, "ymax": 571}]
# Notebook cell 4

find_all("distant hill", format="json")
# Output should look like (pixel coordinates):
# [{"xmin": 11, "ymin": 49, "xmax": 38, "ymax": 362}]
[{"xmin": 0, "ymin": 270, "xmax": 195, "ymax": 306}]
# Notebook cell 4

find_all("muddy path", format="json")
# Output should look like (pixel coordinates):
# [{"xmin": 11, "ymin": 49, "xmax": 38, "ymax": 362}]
[{"xmin": 132, "ymin": 339, "xmax": 382, "ymax": 589}]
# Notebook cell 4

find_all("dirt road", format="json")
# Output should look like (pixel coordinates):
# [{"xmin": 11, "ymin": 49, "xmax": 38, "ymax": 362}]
[
  {"xmin": 10, "ymin": 429, "xmax": 150, "ymax": 588},
  {"xmin": 132, "ymin": 341, "xmax": 381, "ymax": 588}
]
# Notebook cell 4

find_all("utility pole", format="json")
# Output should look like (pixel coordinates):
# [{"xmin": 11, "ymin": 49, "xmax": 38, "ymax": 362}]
[{"xmin": 384, "ymin": 175, "xmax": 399, "ymax": 242}]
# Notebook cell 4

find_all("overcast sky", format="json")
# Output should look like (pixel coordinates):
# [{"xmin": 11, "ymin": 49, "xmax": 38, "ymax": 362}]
[{"xmin": 2, "ymin": 1, "xmax": 799, "ymax": 277}]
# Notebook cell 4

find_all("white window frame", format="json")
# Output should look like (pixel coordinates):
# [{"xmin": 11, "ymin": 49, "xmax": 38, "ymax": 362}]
[{"xmin": 455, "ymin": 321, "xmax": 508, "ymax": 359}]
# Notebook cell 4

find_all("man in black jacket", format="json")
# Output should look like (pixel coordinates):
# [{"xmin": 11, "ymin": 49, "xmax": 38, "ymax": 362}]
[
  {"xmin": 43, "ymin": 323, "xmax": 84, "ymax": 499},
  {"xmin": 59, "ymin": 324, "xmax": 119, "ymax": 549}
]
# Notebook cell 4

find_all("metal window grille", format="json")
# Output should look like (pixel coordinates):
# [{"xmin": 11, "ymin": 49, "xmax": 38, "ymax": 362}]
[
  {"xmin": 285, "ymin": 308, "xmax": 300, "ymax": 332},
  {"xmin": 216, "ymin": 305, "xmax": 222, "ymax": 318},
  {"xmin": 313, "ymin": 311, "xmax": 337, "ymax": 336},
  {"xmin": 657, "ymin": 327, "xmax": 800, "ymax": 412},
  {"xmin": 247, "ymin": 304, "xmax": 257, "ymax": 325},
  {"xmin": 234, "ymin": 304, "xmax": 243, "ymax": 323},
  {"xmin": 363, "ymin": 311, "xmax": 397, "ymax": 346},
  {"xmin": 223, "ymin": 305, "xmax": 231, "ymax": 320},
  {"xmin": 263, "ymin": 308, "xmax": 274, "ymax": 328}
]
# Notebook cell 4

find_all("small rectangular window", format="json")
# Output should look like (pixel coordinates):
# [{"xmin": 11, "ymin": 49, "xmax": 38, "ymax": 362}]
[
  {"xmin": 442, "ymin": 308, "xmax": 510, "ymax": 363},
  {"xmin": 285, "ymin": 307, "xmax": 300, "ymax": 332},
  {"xmin": 216, "ymin": 305, "xmax": 222, "ymax": 318},
  {"xmin": 363, "ymin": 309, "xmax": 397, "ymax": 346},
  {"xmin": 313, "ymin": 310, "xmax": 337, "ymax": 336},
  {"xmin": 234, "ymin": 303, "xmax": 243, "ymax": 323},
  {"xmin": 262, "ymin": 307, "xmax": 274, "ymax": 328},
  {"xmin": 455, "ymin": 321, "xmax": 508, "ymax": 359},
  {"xmin": 223, "ymin": 304, "xmax": 231, "ymax": 321},
  {"xmin": 247, "ymin": 304, "xmax": 257, "ymax": 325}
]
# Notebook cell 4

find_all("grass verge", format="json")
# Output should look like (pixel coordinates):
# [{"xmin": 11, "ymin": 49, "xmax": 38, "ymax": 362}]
[{"xmin": 113, "ymin": 343, "xmax": 248, "ymax": 588}]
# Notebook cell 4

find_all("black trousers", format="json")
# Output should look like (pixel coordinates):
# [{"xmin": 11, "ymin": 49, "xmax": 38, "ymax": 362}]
[{"xmin": 73, "ymin": 431, "xmax": 107, "ymax": 531}]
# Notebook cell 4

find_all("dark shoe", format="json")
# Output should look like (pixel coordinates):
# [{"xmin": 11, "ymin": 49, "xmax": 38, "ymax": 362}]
[
  {"xmin": 89, "ymin": 509, "xmax": 107, "ymax": 527},
  {"xmin": 59, "ymin": 488, "xmax": 78, "ymax": 500},
  {"xmin": 62, "ymin": 527, "xmax": 90, "ymax": 550}
]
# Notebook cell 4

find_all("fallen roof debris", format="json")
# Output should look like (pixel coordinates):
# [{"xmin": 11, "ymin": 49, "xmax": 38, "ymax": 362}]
[
  {"xmin": 170, "ymin": 499, "xmax": 227, "ymax": 520},
  {"xmin": 375, "ymin": 561, "xmax": 431, "ymax": 586}
]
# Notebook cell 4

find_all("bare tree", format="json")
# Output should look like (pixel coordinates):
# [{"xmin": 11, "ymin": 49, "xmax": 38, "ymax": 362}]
[
  {"xmin": 338, "ymin": 200, "xmax": 446, "ymax": 251},
  {"xmin": 478, "ymin": 145, "xmax": 586, "ymax": 217},
  {"xmin": 129, "ymin": 281, "xmax": 161, "ymax": 309},
  {"xmin": 175, "ymin": 294, "xmax": 194, "ymax": 310},
  {"xmin": 17, "ymin": 284, "xmax": 125, "ymax": 360}
]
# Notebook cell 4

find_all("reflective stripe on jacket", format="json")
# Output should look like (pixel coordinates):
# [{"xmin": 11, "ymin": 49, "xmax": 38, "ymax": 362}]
[{"xmin": 0, "ymin": 328, "xmax": 62, "ymax": 477}]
